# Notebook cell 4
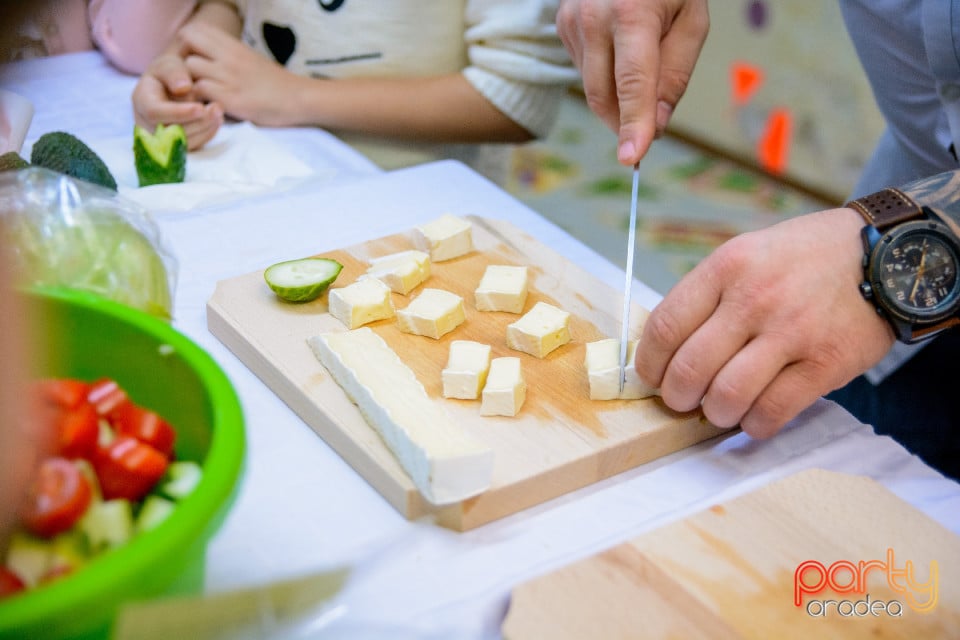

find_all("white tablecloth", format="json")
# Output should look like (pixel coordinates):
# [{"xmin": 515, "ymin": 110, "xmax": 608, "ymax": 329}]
[{"xmin": 4, "ymin": 52, "xmax": 959, "ymax": 639}]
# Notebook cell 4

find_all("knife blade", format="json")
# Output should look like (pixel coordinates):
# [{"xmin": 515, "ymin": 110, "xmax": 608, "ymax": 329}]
[{"xmin": 619, "ymin": 162, "xmax": 641, "ymax": 393}]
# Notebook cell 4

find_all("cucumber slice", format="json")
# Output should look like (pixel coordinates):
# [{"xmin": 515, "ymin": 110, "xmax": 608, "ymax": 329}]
[
  {"xmin": 135, "ymin": 495, "xmax": 176, "ymax": 533},
  {"xmin": 264, "ymin": 257, "xmax": 343, "ymax": 302},
  {"xmin": 158, "ymin": 460, "xmax": 203, "ymax": 501}
]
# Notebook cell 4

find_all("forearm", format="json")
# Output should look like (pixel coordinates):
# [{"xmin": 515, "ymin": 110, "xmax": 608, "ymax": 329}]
[{"xmin": 289, "ymin": 73, "xmax": 534, "ymax": 144}]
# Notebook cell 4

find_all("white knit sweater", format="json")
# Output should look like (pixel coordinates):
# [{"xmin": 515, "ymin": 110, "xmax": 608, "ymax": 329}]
[{"xmin": 226, "ymin": 0, "xmax": 580, "ymax": 180}]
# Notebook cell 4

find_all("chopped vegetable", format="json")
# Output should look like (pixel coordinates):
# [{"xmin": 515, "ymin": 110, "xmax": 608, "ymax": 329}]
[
  {"xmin": 93, "ymin": 435, "xmax": 169, "ymax": 502},
  {"xmin": 135, "ymin": 496, "xmax": 176, "ymax": 534},
  {"xmin": 264, "ymin": 257, "xmax": 343, "ymax": 302},
  {"xmin": 0, "ymin": 151, "xmax": 29, "ymax": 172},
  {"xmin": 133, "ymin": 123, "xmax": 187, "ymax": 187},
  {"xmin": 3, "ymin": 378, "xmax": 202, "ymax": 599},
  {"xmin": 0, "ymin": 567, "xmax": 26, "ymax": 599},
  {"xmin": 21, "ymin": 458, "xmax": 94, "ymax": 539},
  {"xmin": 109, "ymin": 401, "xmax": 176, "ymax": 459},
  {"xmin": 158, "ymin": 461, "xmax": 203, "ymax": 500},
  {"xmin": 53, "ymin": 402, "xmax": 99, "ymax": 460}
]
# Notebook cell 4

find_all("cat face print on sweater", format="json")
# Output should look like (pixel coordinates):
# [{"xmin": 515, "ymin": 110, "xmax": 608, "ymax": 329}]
[{"xmin": 240, "ymin": 0, "xmax": 467, "ymax": 79}]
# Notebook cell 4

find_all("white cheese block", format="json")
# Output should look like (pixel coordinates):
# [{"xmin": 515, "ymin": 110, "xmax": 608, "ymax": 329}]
[
  {"xmin": 584, "ymin": 338, "xmax": 660, "ymax": 400},
  {"xmin": 308, "ymin": 328, "xmax": 494, "ymax": 505},
  {"xmin": 328, "ymin": 277, "xmax": 395, "ymax": 329},
  {"xmin": 475, "ymin": 265, "xmax": 528, "ymax": 314},
  {"xmin": 413, "ymin": 214, "xmax": 473, "ymax": 262},
  {"xmin": 364, "ymin": 250, "xmax": 431, "ymax": 295},
  {"xmin": 506, "ymin": 301, "xmax": 571, "ymax": 358},
  {"xmin": 481, "ymin": 357, "xmax": 526, "ymax": 417},
  {"xmin": 442, "ymin": 340, "xmax": 492, "ymax": 400},
  {"xmin": 397, "ymin": 288, "xmax": 466, "ymax": 339}
]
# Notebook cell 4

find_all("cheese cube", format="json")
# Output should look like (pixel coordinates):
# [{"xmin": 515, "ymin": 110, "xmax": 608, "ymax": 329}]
[
  {"xmin": 584, "ymin": 338, "xmax": 659, "ymax": 400},
  {"xmin": 413, "ymin": 214, "xmax": 473, "ymax": 262},
  {"xmin": 397, "ymin": 288, "xmax": 465, "ymax": 339},
  {"xmin": 308, "ymin": 328, "xmax": 494, "ymax": 505},
  {"xmin": 506, "ymin": 301, "xmax": 571, "ymax": 358},
  {"xmin": 442, "ymin": 340, "xmax": 492, "ymax": 400},
  {"xmin": 481, "ymin": 357, "xmax": 526, "ymax": 417},
  {"xmin": 475, "ymin": 265, "xmax": 528, "ymax": 314},
  {"xmin": 364, "ymin": 250, "xmax": 431, "ymax": 295},
  {"xmin": 328, "ymin": 278, "xmax": 395, "ymax": 329}
]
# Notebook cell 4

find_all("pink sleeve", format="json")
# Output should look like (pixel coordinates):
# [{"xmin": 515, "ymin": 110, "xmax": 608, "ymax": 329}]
[{"xmin": 88, "ymin": 0, "xmax": 197, "ymax": 75}]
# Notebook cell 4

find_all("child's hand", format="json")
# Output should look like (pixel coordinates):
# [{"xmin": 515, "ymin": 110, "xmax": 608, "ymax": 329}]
[
  {"xmin": 132, "ymin": 52, "xmax": 225, "ymax": 151},
  {"xmin": 179, "ymin": 22, "xmax": 305, "ymax": 127}
]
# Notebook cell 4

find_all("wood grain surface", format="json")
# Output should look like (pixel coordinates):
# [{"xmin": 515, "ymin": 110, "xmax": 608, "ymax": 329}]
[
  {"xmin": 502, "ymin": 468, "xmax": 960, "ymax": 638},
  {"xmin": 207, "ymin": 216, "xmax": 730, "ymax": 530}
]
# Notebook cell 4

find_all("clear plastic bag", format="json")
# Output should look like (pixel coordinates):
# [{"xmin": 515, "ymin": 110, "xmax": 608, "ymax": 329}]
[{"xmin": 0, "ymin": 167, "xmax": 177, "ymax": 319}]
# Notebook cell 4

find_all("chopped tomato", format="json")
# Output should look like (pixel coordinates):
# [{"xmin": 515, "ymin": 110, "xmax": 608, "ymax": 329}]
[
  {"xmin": 54, "ymin": 402, "xmax": 100, "ymax": 460},
  {"xmin": 87, "ymin": 379, "xmax": 128, "ymax": 418},
  {"xmin": 94, "ymin": 436, "xmax": 168, "ymax": 502},
  {"xmin": 0, "ymin": 567, "xmax": 25, "ymax": 599},
  {"xmin": 33, "ymin": 378, "xmax": 90, "ymax": 410},
  {"xmin": 21, "ymin": 458, "xmax": 93, "ymax": 539},
  {"xmin": 109, "ymin": 401, "xmax": 176, "ymax": 459}
]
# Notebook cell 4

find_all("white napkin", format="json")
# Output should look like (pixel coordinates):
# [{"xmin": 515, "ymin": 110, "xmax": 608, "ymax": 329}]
[
  {"xmin": 91, "ymin": 122, "xmax": 320, "ymax": 214},
  {"xmin": 0, "ymin": 89, "xmax": 35, "ymax": 155}
]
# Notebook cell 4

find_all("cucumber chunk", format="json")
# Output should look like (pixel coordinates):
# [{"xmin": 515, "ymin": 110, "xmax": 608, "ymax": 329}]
[
  {"xmin": 135, "ymin": 495, "xmax": 176, "ymax": 533},
  {"xmin": 158, "ymin": 460, "xmax": 203, "ymax": 500},
  {"xmin": 80, "ymin": 499, "xmax": 133, "ymax": 552},
  {"xmin": 264, "ymin": 257, "xmax": 343, "ymax": 302},
  {"xmin": 134, "ymin": 123, "xmax": 187, "ymax": 187}
]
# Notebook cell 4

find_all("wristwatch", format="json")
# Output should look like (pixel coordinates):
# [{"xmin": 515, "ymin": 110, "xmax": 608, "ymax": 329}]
[{"xmin": 848, "ymin": 187, "xmax": 960, "ymax": 343}]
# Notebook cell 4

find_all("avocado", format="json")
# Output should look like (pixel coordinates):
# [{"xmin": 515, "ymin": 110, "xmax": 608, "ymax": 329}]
[
  {"xmin": 0, "ymin": 151, "xmax": 29, "ymax": 172},
  {"xmin": 133, "ymin": 123, "xmax": 187, "ymax": 187},
  {"xmin": 30, "ymin": 131, "xmax": 118, "ymax": 191}
]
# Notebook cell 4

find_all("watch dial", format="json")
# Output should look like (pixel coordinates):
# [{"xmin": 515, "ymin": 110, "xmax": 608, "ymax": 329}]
[{"xmin": 878, "ymin": 231, "xmax": 960, "ymax": 317}]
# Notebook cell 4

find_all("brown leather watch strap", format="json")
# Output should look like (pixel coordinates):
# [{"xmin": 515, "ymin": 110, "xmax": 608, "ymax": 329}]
[{"xmin": 846, "ymin": 187, "xmax": 925, "ymax": 229}]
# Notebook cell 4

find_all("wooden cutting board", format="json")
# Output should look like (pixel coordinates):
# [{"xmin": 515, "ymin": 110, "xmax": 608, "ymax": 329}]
[
  {"xmin": 502, "ymin": 468, "xmax": 960, "ymax": 638},
  {"xmin": 207, "ymin": 216, "xmax": 730, "ymax": 530}
]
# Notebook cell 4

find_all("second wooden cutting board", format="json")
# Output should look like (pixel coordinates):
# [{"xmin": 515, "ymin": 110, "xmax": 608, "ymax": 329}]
[
  {"xmin": 503, "ymin": 468, "xmax": 960, "ymax": 639},
  {"xmin": 207, "ymin": 216, "xmax": 730, "ymax": 530}
]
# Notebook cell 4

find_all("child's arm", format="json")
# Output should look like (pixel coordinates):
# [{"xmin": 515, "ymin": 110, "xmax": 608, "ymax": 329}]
[
  {"xmin": 179, "ymin": 0, "xmax": 578, "ymax": 144},
  {"xmin": 180, "ymin": 19, "xmax": 531, "ymax": 143}
]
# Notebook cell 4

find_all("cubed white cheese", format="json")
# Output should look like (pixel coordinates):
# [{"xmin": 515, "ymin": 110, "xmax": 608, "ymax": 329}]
[
  {"xmin": 506, "ymin": 301, "xmax": 571, "ymax": 358},
  {"xmin": 308, "ymin": 328, "xmax": 494, "ymax": 505},
  {"xmin": 584, "ymin": 338, "xmax": 659, "ymax": 400},
  {"xmin": 328, "ymin": 277, "xmax": 395, "ymax": 329},
  {"xmin": 481, "ymin": 357, "xmax": 526, "ymax": 417},
  {"xmin": 364, "ymin": 250, "xmax": 431, "ymax": 295},
  {"xmin": 397, "ymin": 288, "xmax": 466, "ymax": 339},
  {"xmin": 475, "ymin": 265, "xmax": 528, "ymax": 314},
  {"xmin": 442, "ymin": 340, "xmax": 492, "ymax": 400},
  {"xmin": 413, "ymin": 214, "xmax": 473, "ymax": 262}
]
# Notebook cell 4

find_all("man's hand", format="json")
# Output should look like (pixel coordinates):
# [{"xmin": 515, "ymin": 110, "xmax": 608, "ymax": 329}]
[
  {"xmin": 556, "ymin": 0, "xmax": 708, "ymax": 166},
  {"xmin": 636, "ymin": 208, "xmax": 896, "ymax": 437}
]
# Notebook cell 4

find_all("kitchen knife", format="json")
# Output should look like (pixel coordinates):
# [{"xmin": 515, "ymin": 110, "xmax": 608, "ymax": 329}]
[{"xmin": 619, "ymin": 163, "xmax": 640, "ymax": 393}]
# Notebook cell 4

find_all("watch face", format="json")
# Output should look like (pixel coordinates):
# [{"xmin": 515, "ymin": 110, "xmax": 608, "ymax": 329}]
[{"xmin": 871, "ymin": 224, "xmax": 960, "ymax": 321}]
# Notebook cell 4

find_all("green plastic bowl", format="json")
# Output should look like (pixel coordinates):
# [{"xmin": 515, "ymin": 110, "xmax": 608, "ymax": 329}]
[{"xmin": 0, "ymin": 287, "xmax": 245, "ymax": 639}]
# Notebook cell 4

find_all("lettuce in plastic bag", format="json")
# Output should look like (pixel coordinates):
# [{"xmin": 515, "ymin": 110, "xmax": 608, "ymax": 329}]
[{"xmin": 0, "ymin": 168, "xmax": 177, "ymax": 319}]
